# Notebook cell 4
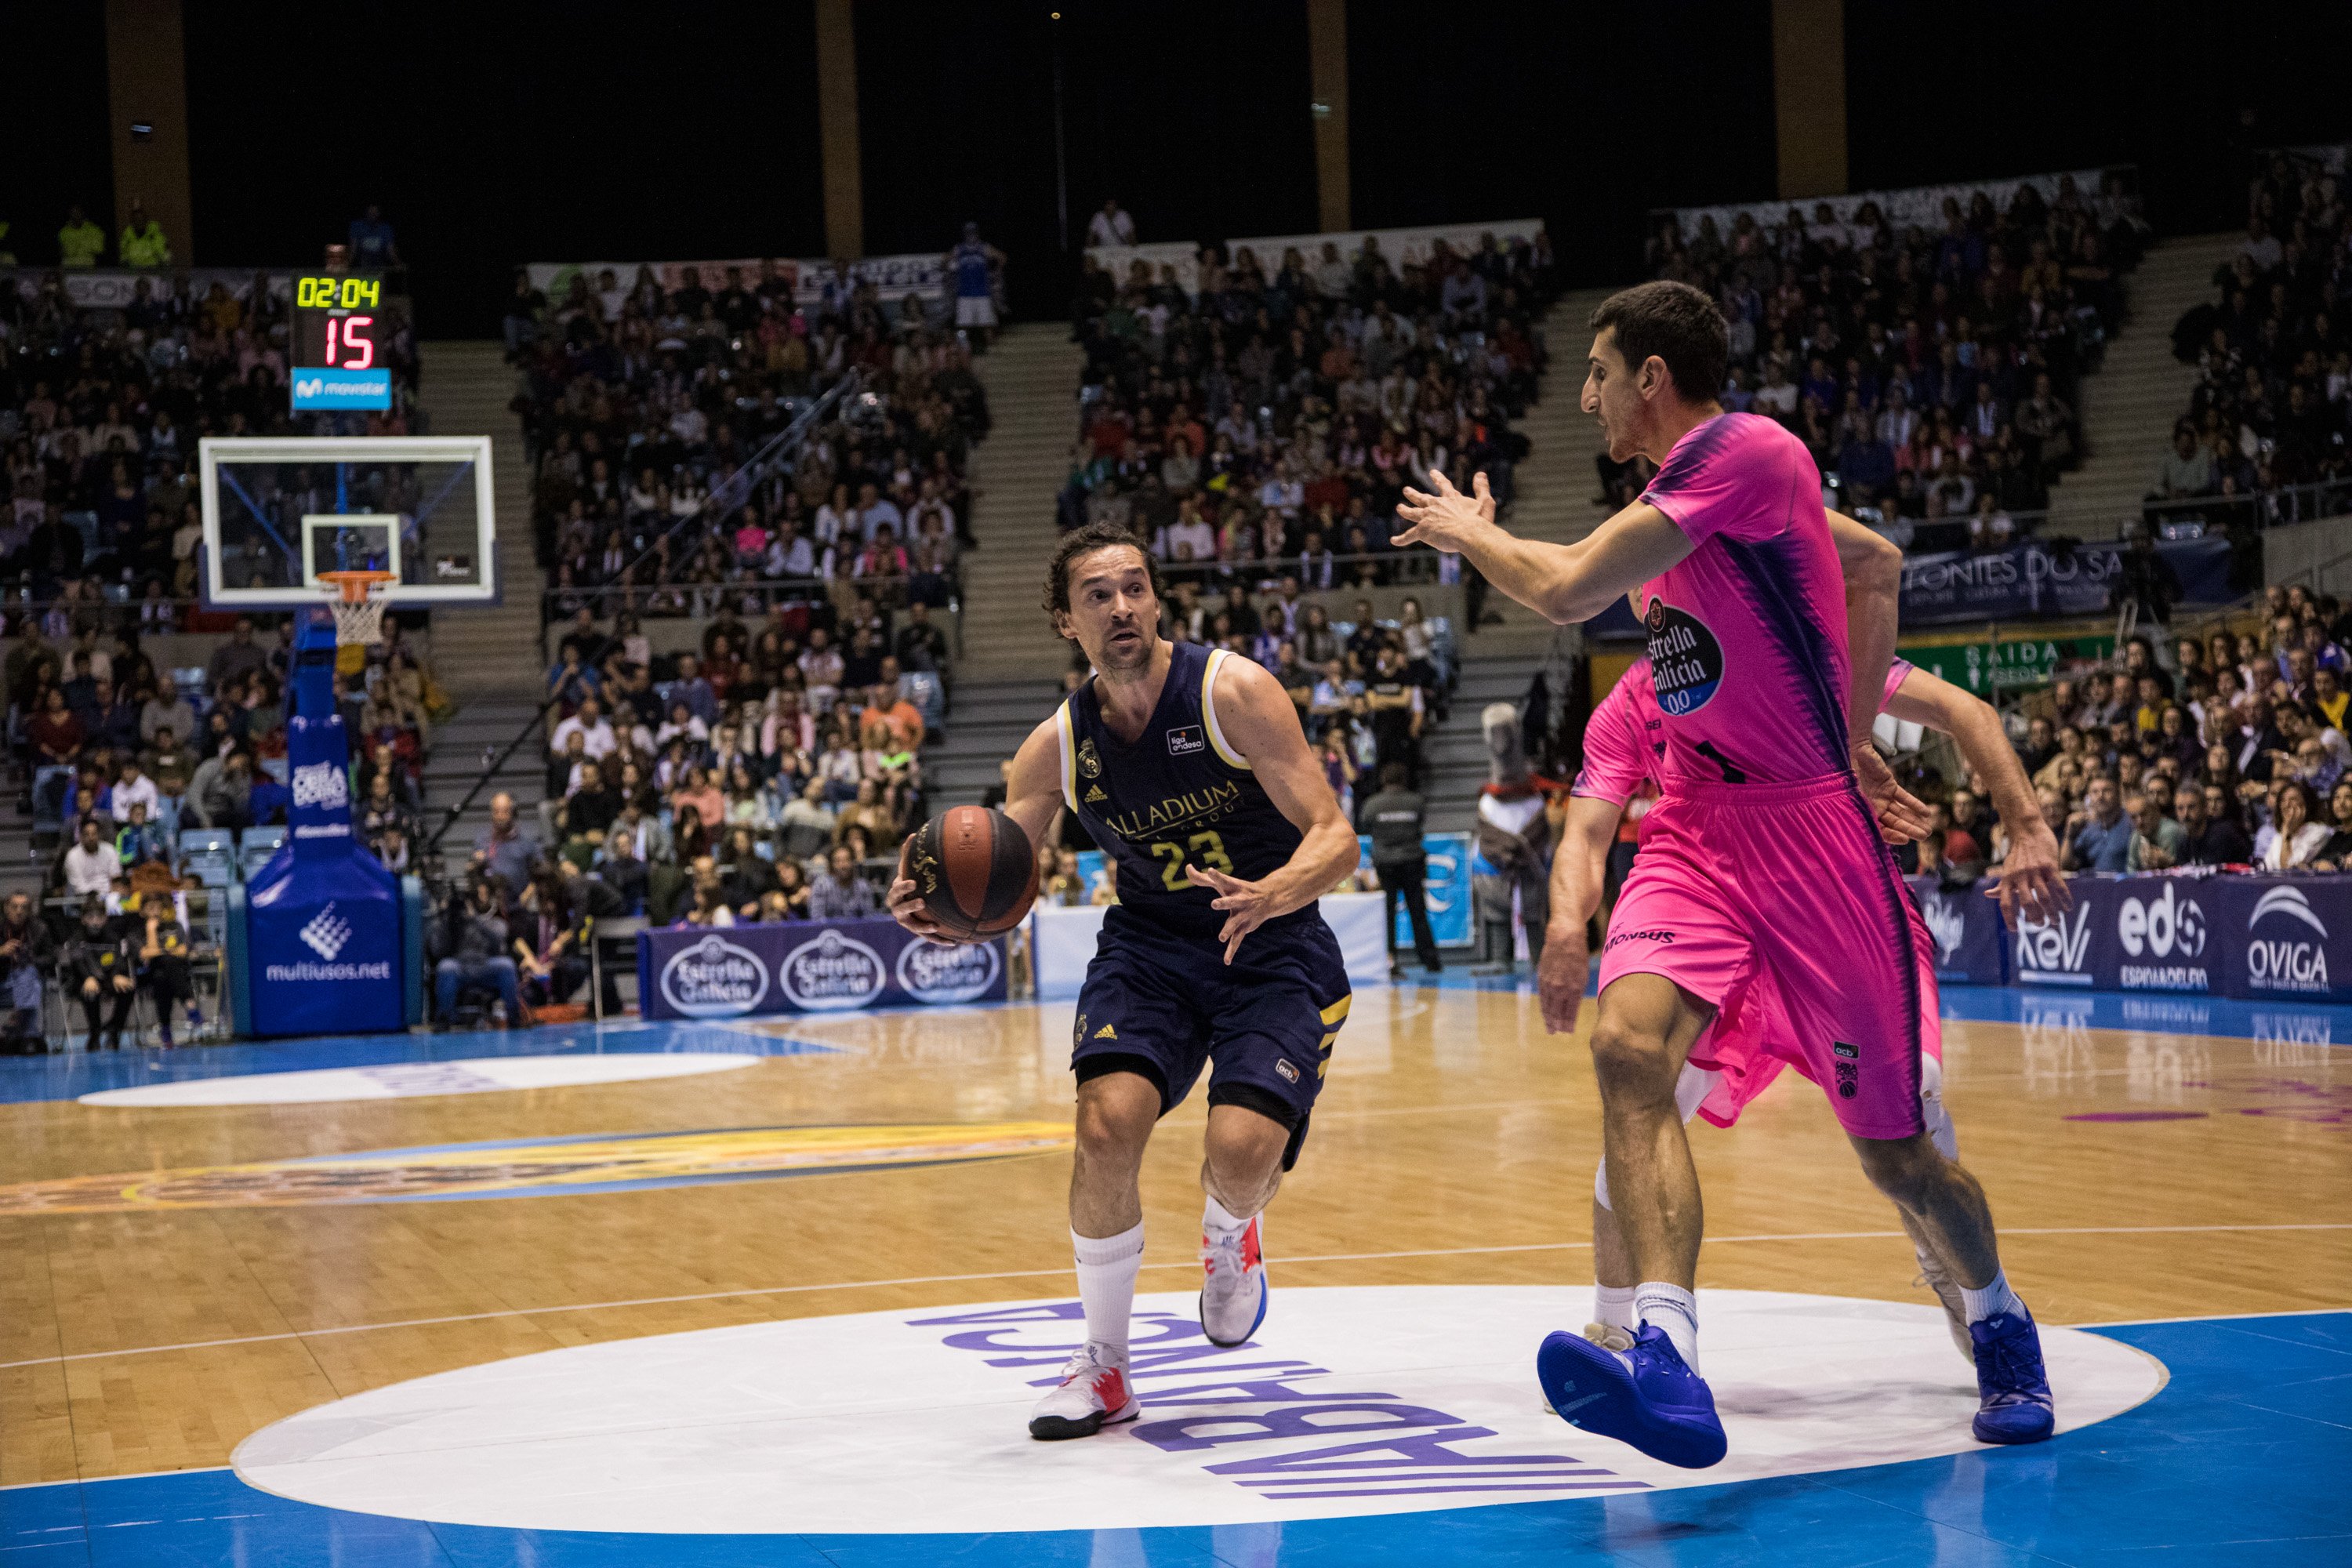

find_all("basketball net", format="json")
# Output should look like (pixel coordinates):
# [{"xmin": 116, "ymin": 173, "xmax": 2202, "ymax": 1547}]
[{"xmin": 318, "ymin": 569, "xmax": 396, "ymax": 649}]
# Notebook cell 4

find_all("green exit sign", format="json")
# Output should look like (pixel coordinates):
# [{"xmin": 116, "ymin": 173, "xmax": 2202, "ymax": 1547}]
[{"xmin": 1900, "ymin": 635, "xmax": 2116, "ymax": 695}]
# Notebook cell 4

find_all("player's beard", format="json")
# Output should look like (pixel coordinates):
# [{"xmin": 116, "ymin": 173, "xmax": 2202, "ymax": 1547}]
[{"xmin": 1091, "ymin": 621, "xmax": 1153, "ymax": 674}]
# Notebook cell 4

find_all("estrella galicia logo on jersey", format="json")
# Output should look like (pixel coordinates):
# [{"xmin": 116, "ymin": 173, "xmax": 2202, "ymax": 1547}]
[
  {"xmin": 1645, "ymin": 603, "xmax": 1726, "ymax": 716},
  {"xmin": 659, "ymin": 934, "xmax": 770, "ymax": 1018},
  {"xmin": 1077, "ymin": 739, "xmax": 1102, "ymax": 779},
  {"xmin": 779, "ymin": 928, "xmax": 887, "ymax": 1011},
  {"xmin": 1167, "ymin": 724, "xmax": 1206, "ymax": 757},
  {"xmin": 895, "ymin": 937, "xmax": 1001, "ymax": 1004}
]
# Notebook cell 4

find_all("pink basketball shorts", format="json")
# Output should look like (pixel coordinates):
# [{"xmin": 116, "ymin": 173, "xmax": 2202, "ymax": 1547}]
[{"xmin": 1596, "ymin": 773, "xmax": 1940, "ymax": 1140}]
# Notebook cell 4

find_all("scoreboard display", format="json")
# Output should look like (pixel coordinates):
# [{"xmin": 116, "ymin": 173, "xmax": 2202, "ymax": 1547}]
[{"xmin": 290, "ymin": 274, "xmax": 391, "ymax": 412}]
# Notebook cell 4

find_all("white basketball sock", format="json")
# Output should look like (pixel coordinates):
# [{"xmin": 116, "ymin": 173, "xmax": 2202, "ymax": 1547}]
[
  {"xmin": 1201, "ymin": 1191, "xmax": 1254, "ymax": 1241},
  {"xmin": 1959, "ymin": 1266, "xmax": 2027, "ymax": 1326},
  {"xmin": 1635, "ymin": 1281, "xmax": 1700, "ymax": 1373},
  {"xmin": 1594, "ymin": 1283, "xmax": 1639, "ymax": 1331},
  {"xmin": 1073, "ymin": 1222, "xmax": 1145, "ymax": 1355}
]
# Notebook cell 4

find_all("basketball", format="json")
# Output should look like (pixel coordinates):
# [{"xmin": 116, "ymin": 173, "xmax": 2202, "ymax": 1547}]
[{"xmin": 905, "ymin": 805, "xmax": 1037, "ymax": 939}]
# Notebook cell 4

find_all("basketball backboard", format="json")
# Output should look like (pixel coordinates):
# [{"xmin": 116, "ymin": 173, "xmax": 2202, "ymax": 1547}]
[{"xmin": 198, "ymin": 436, "xmax": 498, "ymax": 608}]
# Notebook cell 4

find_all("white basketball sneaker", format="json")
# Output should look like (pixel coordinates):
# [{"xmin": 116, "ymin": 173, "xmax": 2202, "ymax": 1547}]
[
  {"xmin": 1915, "ymin": 1243, "xmax": 1973, "ymax": 1363},
  {"xmin": 1028, "ymin": 1343, "xmax": 1140, "ymax": 1440},
  {"xmin": 1200, "ymin": 1213, "xmax": 1269, "ymax": 1346}
]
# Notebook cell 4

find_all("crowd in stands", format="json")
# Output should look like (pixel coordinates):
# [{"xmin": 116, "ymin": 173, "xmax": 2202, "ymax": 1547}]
[
  {"xmin": 1907, "ymin": 585, "xmax": 2352, "ymax": 882},
  {"xmin": 1068, "ymin": 230, "xmax": 1552, "ymax": 571},
  {"xmin": 504, "ymin": 239, "xmax": 997, "ymax": 630},
  {"xmin": 1062, "ymin": 229, "xmax": 1549, "ymax": 768},
  {"xmin": 2156, "ymin": 151, "xmax": 2352, "ymax": 526},
  {"xmin": 1650, "ymin": 178, "xmax": 2146, "ymax": 554},
  {"xmin": 436, "ymin": 595, "xmax": 949, "ymax": 1022}
]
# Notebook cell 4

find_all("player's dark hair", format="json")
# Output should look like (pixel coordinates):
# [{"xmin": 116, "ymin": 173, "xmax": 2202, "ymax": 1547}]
[
  {"xmin": 1589, "ymin": 280, "xmax": 1729, "ymax": 405},
  {"xmin": 1043, "ymin": 521, "xmax": 1163, "ymax": 629}
]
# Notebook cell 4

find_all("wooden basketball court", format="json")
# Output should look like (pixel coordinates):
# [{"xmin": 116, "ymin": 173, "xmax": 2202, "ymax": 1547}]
[{"xmin": 1, "ymin": 979, "xmax": 2345, "ymax": 1564}]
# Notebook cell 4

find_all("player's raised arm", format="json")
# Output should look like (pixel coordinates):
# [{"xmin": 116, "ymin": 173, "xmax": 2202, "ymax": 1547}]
[
  {"xmin": 1393, "ymin": 469, "xmax": 1696, "ymax": 626},
  {"xmin": 1825, "ymin": 509, "xmax": 1933, "ymax": 844},
  {"xmin": 887, "ymin": 715, "xmax": 1064, "ymax": 942},
  {"xmin": 1882, "ymin": 665, "xmax": 2072, "ymax": 930},
  {"xmin": 1184, "ymin": 656, "xmax": 1360, "ymax": 964}
]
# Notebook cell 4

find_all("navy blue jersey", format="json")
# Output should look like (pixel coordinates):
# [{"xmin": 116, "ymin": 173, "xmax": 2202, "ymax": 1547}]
[{"xmin": 1057, "ymin": 642, "xmax": 1307, "ymax": 938}]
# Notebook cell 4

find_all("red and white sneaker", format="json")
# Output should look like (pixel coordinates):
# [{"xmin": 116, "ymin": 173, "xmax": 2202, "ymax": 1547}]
[
  {"xmin": 1200, "ymin": 1214, "xmax": 1269, "ymax": 1347},
  {"xmin": 1028, "ymin": 1343, "xmax": 1140, "ymax": 1440}
]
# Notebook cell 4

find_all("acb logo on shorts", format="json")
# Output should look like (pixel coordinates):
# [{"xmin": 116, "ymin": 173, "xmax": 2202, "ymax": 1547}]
[{"xmin": 1645, "ymin": 601, "xmax": 1726, "ymax": 716}]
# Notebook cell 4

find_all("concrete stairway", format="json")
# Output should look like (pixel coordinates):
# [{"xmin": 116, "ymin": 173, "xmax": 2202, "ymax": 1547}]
[
  {"xmin": 1467, "ymin": 287, "xmax": 1617, "ymax": 667},
  {"xmin": 2047, "ymin": 233, "xmax": 2241, "ymax": 538},
  {"xmin": 921, "ymin": 291, "xmax": 1622, "ymax": 833},
  {"xmin": 412, "ymin": 340, "xmax": 546, "ymax": 700},
  {"xmin": 419, "ymin": 691, "xmax": 554, "ymax": 877},
  {"xmin": 952, "ymin": 324, "xmax": 1084, "ymax": 682}
]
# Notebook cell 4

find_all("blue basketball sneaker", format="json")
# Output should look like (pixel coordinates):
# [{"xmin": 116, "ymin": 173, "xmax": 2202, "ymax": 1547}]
[
  {"xmin": 1969, "ymin": 1308, "xmax": 2055, "ymax": 1444},
  {"xmin": 1537, "ymin": 1324, "xmax": 1727, "ymax": 1468}
]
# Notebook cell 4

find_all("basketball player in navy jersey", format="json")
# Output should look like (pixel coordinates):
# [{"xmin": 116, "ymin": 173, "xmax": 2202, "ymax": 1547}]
[{"xmin": 888, "ymin": 522, "xmax": 1361, "ymax": 1440}]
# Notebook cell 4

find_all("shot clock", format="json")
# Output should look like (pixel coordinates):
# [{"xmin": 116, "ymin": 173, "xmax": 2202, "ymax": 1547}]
[{"xmin": 290, "ymin": 273, "xmax": 392, "ymax": 411}]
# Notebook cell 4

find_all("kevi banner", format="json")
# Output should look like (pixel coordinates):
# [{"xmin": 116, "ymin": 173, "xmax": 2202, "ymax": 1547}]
[{"xmin": 637, "ymin": 919, "xmax": 1007, "ymax": 1021}]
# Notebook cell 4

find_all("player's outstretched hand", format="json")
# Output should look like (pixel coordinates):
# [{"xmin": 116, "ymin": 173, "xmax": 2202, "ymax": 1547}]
[
  {"xmin": 1535, "ymin": 919, "xmax": 1588, "ymax": 1035},
  {"xmin": 1392, "ymin": 467, "xmax": 1496, "ymax": 553},
  {"xmin": 1983, "ymin": 818, "xmax": 2072, "ymax": 931},
  {"xmin": 1851, "ymin": 742, "xmax": 1933, "ymax": 844},
  {"xmin": 1186, "ymin": 863, "xmax": 1272, "ymax": 965},
  {"xmin": 885, "ymin": 876, "xmax": 956, "ymax": 943}
]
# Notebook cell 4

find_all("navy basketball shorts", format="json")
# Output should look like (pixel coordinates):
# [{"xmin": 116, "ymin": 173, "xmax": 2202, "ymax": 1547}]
[{"xmin": 1071, "ymin": 906, "xmax": 1352, "ymax": 1169}]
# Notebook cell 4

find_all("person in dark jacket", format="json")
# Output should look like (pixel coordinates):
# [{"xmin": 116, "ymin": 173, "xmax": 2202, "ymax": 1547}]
[
  {"xmin": 0, "ymin": 893, "xmax": 57, "ymax": 1052},
  {"xmin": 59, "ymin": 895, "xmax": 140, "ymax": 1050},
  {"xmin": 1360, "ymin": 762, "xmax": 1441, "ymax": 975},
  {"xmin": 434, "ymin": 876, "xmax": 522, "ymax": 1025}
]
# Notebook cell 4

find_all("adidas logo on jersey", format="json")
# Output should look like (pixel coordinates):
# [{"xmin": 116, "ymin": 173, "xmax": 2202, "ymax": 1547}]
[
  {"xmin": 1094, "ymin": 1023, "xmax": 1117, "ymax": 1039},
  {"xmin": 1085, "ymin": 785, "xmax": 1107, "ymax": 803}
]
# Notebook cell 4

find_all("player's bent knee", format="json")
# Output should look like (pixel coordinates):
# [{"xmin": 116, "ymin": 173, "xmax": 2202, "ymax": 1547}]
[
  {"xmin": 1073, "ymin": 1082, "xmax": 1158, "ymax": 1162},
  {"xmin": 1853, "ymin": 1132, "xmax": 1944, "ymax": 1205},
  {"xmin": 1588, "ymin": 1018, "xmax": 1679, "ymax": 1100}
]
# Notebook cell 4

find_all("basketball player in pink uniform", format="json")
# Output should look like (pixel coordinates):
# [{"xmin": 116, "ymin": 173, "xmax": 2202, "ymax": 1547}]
[
  {"xmin": 1541, "ymin": 652, "xmax": 2069, "ymax": 1363},
  {"xmin": 1396, "ymin": 280, "xmax": 2056, "ymax": 1466}
]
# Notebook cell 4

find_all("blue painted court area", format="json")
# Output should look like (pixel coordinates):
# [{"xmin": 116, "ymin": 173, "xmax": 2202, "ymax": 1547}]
[
  {"xmin": 3, "ymin": 1312, "xmax": 2342, "ymax": 1566},
  {"xmin": 0, "ymin": 1020, "xmax": 840, "ymax": 1105}
]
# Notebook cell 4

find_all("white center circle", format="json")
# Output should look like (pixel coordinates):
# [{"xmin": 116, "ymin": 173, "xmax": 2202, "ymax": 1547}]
[
  {"xmin": 232, "ymin": 1286, "xmax": 2162, "ymax": 1534},
  {"xmin": 78, "ymin": 1053, "xmax": 757, "ymax": 1108}
]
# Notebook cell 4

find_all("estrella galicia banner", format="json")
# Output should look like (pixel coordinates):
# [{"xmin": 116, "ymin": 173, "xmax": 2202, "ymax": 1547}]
[
  {"xmin": 1905, "ymin": 876, "xmax": 2006, "ymax": 985},
  {"xmin": 2214, "ymin": 877, "xmax": 2352, "ymax": 1003},
  {"xmin": 637, "ymin": 919, "xmax": 1008, "ymax": 1021}
]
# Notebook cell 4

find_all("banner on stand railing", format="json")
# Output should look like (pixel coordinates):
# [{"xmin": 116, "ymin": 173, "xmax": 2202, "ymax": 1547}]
[
  {"xmin": 637, "ymin": 919, "xmax": 1007, "ymax": 1021},
  {"xmin": 1907, "ymin": 876, "xmax": 2007, "ymax": 985}
]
